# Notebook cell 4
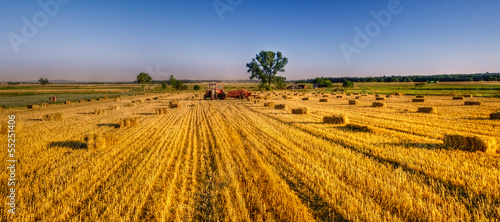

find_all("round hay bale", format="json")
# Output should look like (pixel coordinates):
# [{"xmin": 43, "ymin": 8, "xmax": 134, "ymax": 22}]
[
  {"xmin": 27, "ymin": 104, "xmax": 40, "ymax": 109},
  {"xmin": 42, "ymin": 113, "xmax": 63, "ymax": 121},
  {"xmin": 376, "ymin": 97, "xmax": 386, "ymax": 101},
  {"xmin": 254, "ymin": 100, "xmax": 260, "ymax": 104},
  {"xmin": 319, "ymin": 99, "xmax": 328, "ymax": 102},
  {"xmin": 264, "ymin": 102, "xmax": 275, "ymax": 107},
  {"xmin": 323, "ymin": 115, "xmax": 349, "ymax": 124},
  {"xmin": 64, "ymin": 101, "xmax": 71, "ymax": 105},
  {"xmin": 490, "ymin": 112, "xmax": 500, "ymax": 120},
  {"xmin": 291, "ymin": 107, "xmax": 309, "ymax": 115},
  {"xmin": 417, "ymin": 107, "xmax": 437, "ymax": 113},
  {"xmin": 372, "ymin": 102, "xmax": 386, "ymax": 108},
  {"xmin": 412, "ymin": 99, "xmax": 425, "ymax": 102},
  {"xmin": 444, "ymin": 134, "xmax": 496, "ymax": 153},
  {"xmin": 453, "ymin": 96, "xmax": 464, "ymax": 100},
  {"xmin": 322, "ymin": 95, "xmax": 329, "ymax": 98},
  {"xmin": 86, "ymin": 133, "xmax": 118, "ymax": 149},
  {"xmin": 0, "ymin": 122, "xmax": 19, "ymax": 135},
  {"xmin": 120, "ymin": 117, "xmax": 138, "ymax": 128},
  {"xmin": 395, "ymin": 93, "xmax": 404, "ymax": 96},
  {"xmin": 274, "ymin": 104, "xmax": 288, "ymax": 110},
  {"xmin": 336, "ymin": 96, "xmax": 343, "ymax": 99},
  {"xmin": 302, "ymin": 97, "xmax": 309, "ymax": 101},
  {"xmin": 109, "ymin": 105, "xmax": 120, "ymax": 111},
  {"xmin": 169, "ymin": 103, "xmax": 180, "ymax": 108},
  {"xmin": 464, "ymin": 101, "xmax": 481, "ymax": 106},
  {"xmin": 94, "ymin": 109, "xmax": 105, "ymax": 115},
  {"xmin": 40, "ymin": 103, "xmax": 48, "ymax": 108},
  {"xmin": 464, "ymin": 95, "xmax": 473, "ymax": 98},
  {"xmin": 349, "ymin": 100, "xmax": 359, "ymax": 105},
  {"xmin": 416, "ymin": 95, "xmax": 425, "ymax": 98},
  {"xmin": 156, "ymin": 108, "xmax": 168, "ymax": 115}
]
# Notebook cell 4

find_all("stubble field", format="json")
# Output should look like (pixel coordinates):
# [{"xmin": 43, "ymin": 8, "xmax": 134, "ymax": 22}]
[{"xmin": 1, "ymin": 90, "xmax": 500, "ymax": 221}]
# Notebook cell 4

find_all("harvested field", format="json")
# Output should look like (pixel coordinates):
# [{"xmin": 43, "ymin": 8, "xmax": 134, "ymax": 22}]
[{"xmin": 2, "ymin": 92, "xmax": 500, "ymax": 221}]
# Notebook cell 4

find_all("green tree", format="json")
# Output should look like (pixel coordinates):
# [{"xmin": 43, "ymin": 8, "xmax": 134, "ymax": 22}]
[
  {"xmin": 342, "ymin": 79, "xmax": 354, "ymax": 88},
  {"xmin": 136, "ymin": 72, "xmax": 152, "ymax": 89},
  {"xmin": 161, "ymin": 82, "xmax": 167, "ymax": 90},
  {"xmin": 246, "ymin": 51, "xmax": 288, "ymax": 87},
  {"xmin": 194, "ymin": 85, "xmax": 201, "ymax": 90},
  {"xmin": 414, "ymin": 82, "xmax": 426, "ymax": 89},
  {"xmin": 169, "ymin": 75, "xmax": 186, "ymax": 90},
  {"xmin": 274, "ymin": 76, "xmax": 287, "ymax": 89},
  {"xmin": 314, "ymin": 78, "xmax": 333, "ymax": 88},
  {"xmin": 38, "ymin": 78, "xmax": 50, "ymax": 86}
]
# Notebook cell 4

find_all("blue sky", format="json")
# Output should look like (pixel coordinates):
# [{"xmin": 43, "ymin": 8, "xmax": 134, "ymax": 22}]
[{"xmin": 1, "ymin": 0, "xmax": 499, "ymax": 81}]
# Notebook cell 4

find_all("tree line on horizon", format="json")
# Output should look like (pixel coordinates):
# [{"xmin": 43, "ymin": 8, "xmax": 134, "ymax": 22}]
[{"xmin": 296, "ymin": 72, "xmax": 500, "ymax": 84}]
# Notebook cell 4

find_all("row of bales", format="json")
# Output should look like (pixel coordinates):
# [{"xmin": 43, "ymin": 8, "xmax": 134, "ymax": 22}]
[
  {"xmin": 26, "ymin": 94, "xmax": 128, "ymax": 110},
  {"xmin": 253, "ymin": 93, "xmax": 500, "ymax": 153},
  {"xmin": 37, "ymin": 94, "xmax": 175, "ymax": 149}
]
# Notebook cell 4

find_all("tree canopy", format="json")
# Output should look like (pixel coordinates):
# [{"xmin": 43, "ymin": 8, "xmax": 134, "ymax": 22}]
[
  {"xmin": 342, "ymin": 79, "xmax": 354, "ymax": 88},
  {"xmin": 136, "ymin": 72, "xmax": 152, "ymax": 86},
  {"xmin": 246, "ymin": 51, "xmax": 288, "ymax": 87},
  {"xmin": 169, "ymin": 75, "xmax": 187, "ymax": 90},
  {"xmin": 313, "ymin": 78, "xmax": 333, "ymax": 88},
  {"xmin": 38, "ymin": 78, "xmax": 49, "ymax": 86}
]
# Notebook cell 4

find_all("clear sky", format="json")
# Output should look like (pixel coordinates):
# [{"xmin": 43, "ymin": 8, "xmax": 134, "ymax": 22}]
[{"xmin": 1, "ymin": 0, "xmax": 499, "ymax": 82}]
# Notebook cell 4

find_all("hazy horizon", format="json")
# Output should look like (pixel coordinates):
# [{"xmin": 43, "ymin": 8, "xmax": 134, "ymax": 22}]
[{"xmin": 1, "ymin": 0, "xmax": 499, "ymax": 82}]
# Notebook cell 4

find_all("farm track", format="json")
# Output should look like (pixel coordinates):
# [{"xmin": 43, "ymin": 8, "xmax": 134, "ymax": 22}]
[{"xmin": 1, "ymin": 93, "xmax": 499, "ymax": 221}]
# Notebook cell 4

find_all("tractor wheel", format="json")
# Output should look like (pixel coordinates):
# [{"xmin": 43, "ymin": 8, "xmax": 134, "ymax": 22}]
[{"xmin": 239, "ymin": 95, "xmax": 244, "ymax": 100}]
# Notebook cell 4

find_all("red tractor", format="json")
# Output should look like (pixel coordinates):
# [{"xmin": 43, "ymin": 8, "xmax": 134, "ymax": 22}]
[{"xmin": 204, "ymin": 83, "xmax": 226, "ymax": 100}]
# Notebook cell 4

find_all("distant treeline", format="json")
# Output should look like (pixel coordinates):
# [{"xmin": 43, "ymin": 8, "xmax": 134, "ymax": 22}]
[{"xmin": 296, "ymin": 73, "xmax": 500, "ymax": 84}]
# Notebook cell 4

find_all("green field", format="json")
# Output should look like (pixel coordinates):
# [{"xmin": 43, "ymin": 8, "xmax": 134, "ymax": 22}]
[{"xmin": 1, "ymin": 81, "xmax": 499, "ymax": 109}]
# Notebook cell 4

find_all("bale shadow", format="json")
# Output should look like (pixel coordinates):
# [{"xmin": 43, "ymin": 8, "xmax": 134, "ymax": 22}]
[
  {"xmin": 49, "ymin": 141, "xmax": 87, "ymax": 150},
  {"xmin": 97, "ymin": 123, "xmax": 120, "ymax": 128},
  {"xmin": 461, "ymin": 117, "xmax": 491, "ymax": 120},
  {"xmin": 137, "ymin": 113, "xmax": 155, "ymax": 116},
  {"xmin": 381, "ymin": 142, "xmax": 446, "ymax": 150},
  {"xmin": 77, "ymin": 112, "xmax": 89, "ymax": 115}
]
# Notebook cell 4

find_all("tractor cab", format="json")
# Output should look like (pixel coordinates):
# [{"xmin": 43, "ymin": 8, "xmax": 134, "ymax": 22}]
[{"xmin": 204, "ymin": 83, "xmax": 226, "ymax": 100}]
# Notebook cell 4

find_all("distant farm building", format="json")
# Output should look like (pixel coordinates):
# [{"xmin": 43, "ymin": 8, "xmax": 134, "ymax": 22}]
[{"xmin": 287, "ymin": 84, "xmax": 308, "ymax": 89}]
